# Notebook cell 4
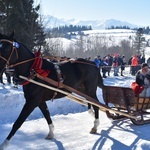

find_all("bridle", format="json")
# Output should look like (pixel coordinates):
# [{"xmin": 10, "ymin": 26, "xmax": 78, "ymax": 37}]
[
  {"xmin": 0, "ymin": 39, "xmax": 36, "ymax": 71},
  {"xmin": 0, "ymin": 39, "xmax": 18, "ymax": 67},
  {"xmin": 0, "ymin": 39, "xmax": 51, "ymax": 85}
]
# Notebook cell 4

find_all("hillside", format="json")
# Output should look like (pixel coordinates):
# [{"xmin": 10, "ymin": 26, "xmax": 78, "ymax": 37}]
[{"xmin": 46, "ymin": 29, "xmax": 150, "ymax": 60}]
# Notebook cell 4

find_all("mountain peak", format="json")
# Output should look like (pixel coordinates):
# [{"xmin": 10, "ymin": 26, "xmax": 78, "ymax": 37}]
[{"xmin": 45, "ymin": 15, "xmax": 138, "ymax": 29}]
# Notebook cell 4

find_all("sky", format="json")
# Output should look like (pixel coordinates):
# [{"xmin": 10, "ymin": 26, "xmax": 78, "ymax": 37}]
[
  {"xmin": 0, "ymin": 66, "xmax": 150, "ymax": 150},
  {"xmin": 37, "ymin": 0, "xmax": 150, "ymax": 26}
]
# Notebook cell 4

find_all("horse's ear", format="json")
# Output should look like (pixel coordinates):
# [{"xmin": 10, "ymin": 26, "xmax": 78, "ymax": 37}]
[{"xmin": 9, "ymin": 31, "xmax": 15, "ymax": 40}]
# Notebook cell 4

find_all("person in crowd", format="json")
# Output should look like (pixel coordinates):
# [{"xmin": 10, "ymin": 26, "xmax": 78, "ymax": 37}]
[
  {"xmin": 97, "ymin": 55, "xmax": 101, "ymax": 62},
  {"xmin": 112, "ymin": 53, "xmax": 120, "ymax": 76},
  {"xmin": 0, "ymin": 73, "xmax": 4, "ymax": 84},
  {"xmin": 105, "ymin": 54, "xmax": 113, "ymax": 76},
  {"xmin": 0, "ymin": 68, "xmax": 5, "ymax": 84},
  {"xmin": 101, "ymin": 56, "xmax": 108, "ymax": 78},
  {"xmin": 120, "ymin": 55, "xmax": 126, "ymax": 76},
  {"xmin": 0, "ymin": 68, "xmax": 12, "ymax": 85},
  {"xmin": 140, "ymin": 55, "xmax": 145, "ymax": 64},
  {"xmin": 135, "ymin": 63, "xmax": 150, "ymax": 97},
  {"xmin": 137, "ymin": 54, "xmax": 143, "ymax": 71},
  {"xmin": 93, "ymin": 56, "xmax": 100, "ymax": 68},
  {"xmin": 0, "ymin": 68, "xmax": 18, "ymax": 88},
  {"xmin": 147, "ymin": 57, "xmax": 150, "ymax": 66},
  {"xmin": 128, "ymin": 56, "xmax": 133, "ymax": 74},
  {"xmin": 131, "ymin": 54, "xmax": 139, "ymax": 75},
  {"xmin": 5, "ymin": 71, "xmax": 11, "ymax": 84}
]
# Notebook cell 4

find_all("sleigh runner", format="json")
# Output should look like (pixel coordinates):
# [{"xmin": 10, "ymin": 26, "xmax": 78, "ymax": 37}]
[{"xmin": 20, "ymin": 75, "xmax": 150, "ymax": 125}]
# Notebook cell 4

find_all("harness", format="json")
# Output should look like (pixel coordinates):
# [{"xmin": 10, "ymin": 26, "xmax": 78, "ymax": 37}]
[
  {"xmin": 0, "ymin": 39, "xmax": 64, "ymax": 88},
  {"xmin": 20, "ymin": 51, "xmax": 50, "ymax": 85}
]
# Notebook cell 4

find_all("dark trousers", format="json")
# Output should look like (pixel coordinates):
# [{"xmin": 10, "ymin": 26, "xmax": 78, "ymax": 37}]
[
  {"xmin": 131, "ymin": 66, "xmax": 138, "ymax": 75},
  {"xmin": 5, "ymin": 72, "xmax": 11, "ymax": 84}
]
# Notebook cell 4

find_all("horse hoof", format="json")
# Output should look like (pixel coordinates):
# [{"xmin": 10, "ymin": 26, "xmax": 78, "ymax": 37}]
[
  {"xmin": 45, "ymin": 134, "xmax": 54, "ymax": 140},
  {"xmin": 90, "ymin": 128, "xmax": 97, "ymax": 134}
]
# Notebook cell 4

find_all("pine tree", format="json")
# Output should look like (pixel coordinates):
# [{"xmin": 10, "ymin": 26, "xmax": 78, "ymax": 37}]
[{"xmin": 0, "ymin": 0, "xmax": 45, "ymax": 50}]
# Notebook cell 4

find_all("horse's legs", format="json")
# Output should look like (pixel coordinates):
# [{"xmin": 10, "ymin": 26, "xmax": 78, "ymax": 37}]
[
  {"xmin": 88, "ymin": 103, "xmax": 95, "ymax": 116},
  {"xmin": 0, "ymin": 102, "xmax": 36, "ymax": 149},
  {"xmin": 87, "ymin": 90, "xmax": 100, "ymax": 134},
  {"xmin": 90, "ymin": 102, "xmax": 99, "ymax": 134},
  {"xmin": 38, "ymin": 102, "xmax": 54, "ymax": 139}
]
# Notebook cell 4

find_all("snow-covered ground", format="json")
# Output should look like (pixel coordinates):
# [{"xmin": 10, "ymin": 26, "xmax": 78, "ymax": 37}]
[{"xmin": 0, "ymin": 66, "xmax": 150, "ymax": 150}]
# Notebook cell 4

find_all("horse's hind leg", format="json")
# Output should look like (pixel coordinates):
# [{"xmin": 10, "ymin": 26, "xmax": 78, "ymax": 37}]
[
  {"xmin": 0, "ymin": 102, "xmax": 36, "ymax": 149},
  {"xmin": 38, "ymin": 102, "xmax": 54, "ymax": 139},
  {"xmin": 86, "ymin": 89, "xmax": 100, "ymax": 134},
  {"xmin": 90, "ymin": 103, "xmax": 99, "ymax": 134},
  {"xmin": 88, "ymin": 103, "xmax": 95, "ymax": 116}
]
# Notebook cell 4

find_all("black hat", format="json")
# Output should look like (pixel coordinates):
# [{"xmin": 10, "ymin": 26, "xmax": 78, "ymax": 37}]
[{"xmin": 142, "ymin": 63, "xmax": 148, "ymax": 68}]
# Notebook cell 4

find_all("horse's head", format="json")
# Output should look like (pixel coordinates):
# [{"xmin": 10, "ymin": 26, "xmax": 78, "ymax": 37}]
[
  {"xmin": 0, "ymin": 32, "xmax": 34, "ymax": 77},
  {"xmin": 0, "ymin": 32, "xmax": 18, "ymax": 73}
]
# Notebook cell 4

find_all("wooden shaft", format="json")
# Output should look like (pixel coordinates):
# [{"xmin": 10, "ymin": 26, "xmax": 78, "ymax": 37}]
[{"xmin": 19, "ymin": 75, "xmax": 137, "ymax": 120}]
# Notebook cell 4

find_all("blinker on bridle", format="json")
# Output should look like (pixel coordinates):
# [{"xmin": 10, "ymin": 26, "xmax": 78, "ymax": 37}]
[{"xmin": 0, "ymin": 39, "xmax": 20, "ymax": 75}]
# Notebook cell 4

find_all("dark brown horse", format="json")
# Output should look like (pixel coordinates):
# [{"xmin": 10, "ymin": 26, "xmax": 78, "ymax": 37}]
[{"xmin": 0, "ymin": 32, "xmax": 104, "ymax": 149}]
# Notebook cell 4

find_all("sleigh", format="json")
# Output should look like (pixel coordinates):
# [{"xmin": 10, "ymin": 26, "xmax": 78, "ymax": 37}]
[
  {"xmin": 20, "ymin": 75, "xmax": 150, "ymax": 125},
  {"xmin": 102, "ymin": 86, "xmax": 150, "ymax": 125}
]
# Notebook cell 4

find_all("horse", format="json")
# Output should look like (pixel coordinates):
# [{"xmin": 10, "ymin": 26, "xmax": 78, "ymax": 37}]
[{"xmin": 0, "ymin": 32, "xmax": 104, "ymax": 149}]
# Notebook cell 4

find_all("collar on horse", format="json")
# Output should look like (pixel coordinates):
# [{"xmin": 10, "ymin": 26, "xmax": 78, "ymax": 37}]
[{"xmin": 17, "ymin": 50, "xmax": 50, "ymax": 85}]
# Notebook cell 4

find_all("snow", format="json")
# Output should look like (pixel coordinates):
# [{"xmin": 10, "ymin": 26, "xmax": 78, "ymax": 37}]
[{"xmin": 0, "ymin": 66, "xmax": 150, "ymax": 150}]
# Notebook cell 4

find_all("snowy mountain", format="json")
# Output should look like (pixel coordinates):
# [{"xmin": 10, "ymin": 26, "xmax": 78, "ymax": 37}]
[{"xmin": 44, "ymin": 15, "xmax": 139, "ymax": 29}]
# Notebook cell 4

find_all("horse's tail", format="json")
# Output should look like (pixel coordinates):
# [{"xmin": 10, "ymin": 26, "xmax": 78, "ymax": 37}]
[{"xmin": 97, "ymin": 68, "xmax": 104, "ymax": 89}]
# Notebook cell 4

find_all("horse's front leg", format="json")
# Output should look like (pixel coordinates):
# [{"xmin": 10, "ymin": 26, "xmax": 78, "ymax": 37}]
[
  {"xmin": 0, "ymin": 102, "xmax": 36, "ymax": 150},
  {"xmin": 38, "ymin": 102, "xmax": 54, "ymax": 139}
]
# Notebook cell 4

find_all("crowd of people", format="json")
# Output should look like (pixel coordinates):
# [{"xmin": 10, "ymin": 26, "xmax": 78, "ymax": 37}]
[
  {"xmin": 93, "ymin": 53, "xmax": 146, "ymax": 78},
  {"xmin": 92, "ymin": 53, "xmax": 150, "ymax": 97}
]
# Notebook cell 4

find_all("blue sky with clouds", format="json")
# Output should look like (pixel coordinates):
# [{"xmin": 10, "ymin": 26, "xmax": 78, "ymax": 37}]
[{"xmin": 38, "ymin": 0, "xmax": 150, "ymax": 26}]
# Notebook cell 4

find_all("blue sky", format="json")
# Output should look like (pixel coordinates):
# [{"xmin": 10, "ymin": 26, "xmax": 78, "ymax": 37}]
[{"xmin": 38, "ymin": 0, "xmax": 150, "ymax": 26}]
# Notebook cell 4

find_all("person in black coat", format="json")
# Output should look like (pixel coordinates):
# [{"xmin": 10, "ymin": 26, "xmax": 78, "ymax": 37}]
[
  {"xmin": 120, "ymin": 55, "xmax": 126, "ymax": 76},
  {"xmin": 136, "ymin": 63, "xmax": 150, "ymax": 97}
]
